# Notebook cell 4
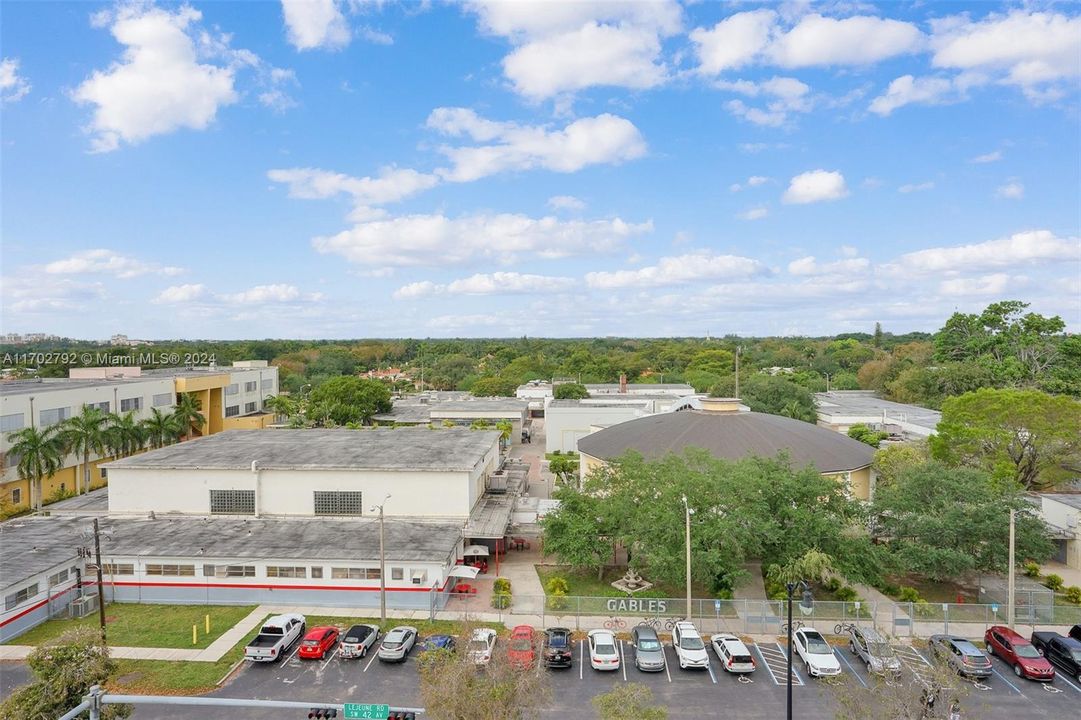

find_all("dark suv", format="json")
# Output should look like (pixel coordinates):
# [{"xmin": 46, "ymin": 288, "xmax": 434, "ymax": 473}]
[{"xmin": 543, "ymin": 627, "xmax": 573, "ymax": 668}]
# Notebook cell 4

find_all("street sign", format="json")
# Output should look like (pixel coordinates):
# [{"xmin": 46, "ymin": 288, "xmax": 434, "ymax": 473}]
[
  {"xmin": 714, "ymin": 600, "xmax": 721, "ymax": 611},
  {"xmin": 344, "ymin": 704, "xmax": 390, "ymax": 719},
  {"xmin": 991, "ymin": 604, "xmax": 999, "ymax": 613}
]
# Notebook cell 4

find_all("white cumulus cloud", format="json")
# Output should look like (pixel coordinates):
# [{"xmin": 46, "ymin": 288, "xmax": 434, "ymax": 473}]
[
  {"xmin": 281, "ymin": 0, "xmax": 351, "ymax": 51},
  {"xmin": 153, "ymin": 284, "xmax": 207, "ymax": 304},
  {"xmin": 969, "ymin": 150, "xmax": 1002, "ymax": 164},
  {"xmin": 869, "ymin": 74, "xmax": 955, "ymax": 116},
  {"xmin": 996, "ymin": 181, "xmax": 1024, "ymax": 199},
  {"xmin": 894, "ymin": 230, "xmax": 1080, "ymax": 274},
  {"xmin": 719, "ymin": 76, "xmax": 811, "ymax": 126},
  {"xmin": 220, "ymin": 284, "xmax": 302, "ymax": 304},
  {"xmin": 938, "ymin": 273, "xmax": 1017, "ymax": 297},
  {"xmin": 585, "ymin": 252, "xmax": 766, "ymax": 289},
  {"xmin": 394, "ymin": 272, "xmax": 575, "ymax": 299},
  {"xmin": 782, "ymin": 170, "xmax": 849, "ymax": 204},
  {"xmin": 788, "ymin": 256, "xmax": 870, "ymax": 276},
  {"xmin": 44, "ymin": 249, "xmax": 184, "ymax": 278},
  {"xmin": 548, "ymin": 195, "xmax": 586, "ymax": 211},
  {"xmin": 738, "ymin": 206, "xmax": 769, "ymax": 221},
  {"xmin": 898, "ymin": 181, "xmax": 935, "ymax": 193},
  {"xmin": 427, "ymin": 108, "xmax": 646, "ymax": 182},
  {"xmin": 268, "ymin": 166, "xmax": 438, "ymax": 207},
  {"xmin": 1, "ymin": 57, "xmax": 31, "ymax": 102}
]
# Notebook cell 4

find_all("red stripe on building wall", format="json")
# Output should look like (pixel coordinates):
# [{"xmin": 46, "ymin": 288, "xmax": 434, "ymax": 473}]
[
  {"xmin": 103, "ymin": 579, "xmax": 453, "ymax": 592},
  {"xmin": 0, "ymin": 584, "xmax": 78, "ymax": 628}
]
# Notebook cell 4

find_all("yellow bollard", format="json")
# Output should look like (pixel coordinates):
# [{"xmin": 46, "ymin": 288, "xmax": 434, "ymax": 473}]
[
  {"xmin": 206, "ymin": 614, "xmax": 210, "ymax": 634},
  {"xmin": 193, "ymin": 624, "xmax": 197, "ymax": 645}
]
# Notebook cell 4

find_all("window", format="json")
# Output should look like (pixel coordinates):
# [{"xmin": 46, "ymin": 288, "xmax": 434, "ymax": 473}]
[
  {"xmin": 39, "ymin": 407, "xmax": 71, "ymax": 426},
  {"xmin": 48, "ymin": 569, "xmax": 70, "ymax": 586},
  {"xmin": 266, "ymin": 566, "xmax": 307, "ymax": 578},
  {"xmin": 11, "ymin": 488, "xmax": 21, "ymax": 504},
  {"xmin": 203, "ymin": 565, "xmax": 255, "ymax": 578},
  {"xmin": 4, "ymin": 583, "xmax": 39, "ymax": 610},
  {"xmin": 1, "ymin": 413, "xmax": 25, "ymax": 432},
  {"xmin": 391, "ymin": 568, "xmax": 404, "ymax": 581},
  {"xmin": 152, "ymin": 393, "xmax": 173, "ymax": 407},
  {"xmin": 90, "ymin": 401, "xmax": 110, "ymax": 413},
  {"xmin": 262, "ymin": 379, "xmax": 274, "ymax": 390},
  {"xmin": 145, "ymin": 564, "xmax": 195, "ymax": 577},
  {"xmin": 209, "ymin": 489, "xmax": 255, "ymax": 515},
  {"xmin": 119, "ymin": 397, "xmax": 143, "ymax": 412},
  {"xmin": 226, "ymin": 383, "xmax": 239, "ymax": 396},
  {"xmin": 225, "ymin": 405, "xmax": 240, "ymax": 418},
  {"xmin": 100, "ymin": 468, "xmax": 108, "ymax": 479},
  {"xmin": 245, "ymin": 381, "xmax": 257, "ymax": 393},
  {"xmin": 311, "ymin": 567, "xmax": 323, "ymax": 579},
  {"xmin": 331, "ymin": 567, "xmax": 381, "ymax": 580},
  {"xmin": 244, "ymin": 402, "xmax": 257, "ymax": 414},
  {"xmin": 102, "ymin": 563, "xmax": 134, "ymax": 575},
  {"xmin": 313, "ymin": 491, "xmax": 363, "ymax": 516}
]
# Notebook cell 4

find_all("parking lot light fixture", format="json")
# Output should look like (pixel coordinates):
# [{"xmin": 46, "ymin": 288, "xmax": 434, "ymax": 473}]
[
  {"xmin": 682, "ymin": 495, "xmax": 693, "ymax": 617},
  {"xmin": 786, "ymin": 580, "xmax": 811, "ymax": 720},
  {"xmin": 371, "ymin": 495, "xmax": 391, "ymax": 624}
]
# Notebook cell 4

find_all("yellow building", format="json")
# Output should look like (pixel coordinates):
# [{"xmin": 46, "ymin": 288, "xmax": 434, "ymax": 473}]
[
  {"xmin": 576, "ymin": 397, "xmax": 878, "ymax": 501},
  {"xmin": 0, "ymin": 361, "xmax": 278, "ymax": 513}
]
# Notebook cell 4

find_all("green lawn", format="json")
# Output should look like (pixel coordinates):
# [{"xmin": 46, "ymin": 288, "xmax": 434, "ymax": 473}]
[
  {"xmin": 7, "ymin": 603, "xmax": 258, "ymax": 649},
  {"xmin": 535, "ymin": 565, "xmax": 713, "ymax": 599},
  {"xmin": 545, "ymin": 452, "xmax": 579, "ymax": 462}
]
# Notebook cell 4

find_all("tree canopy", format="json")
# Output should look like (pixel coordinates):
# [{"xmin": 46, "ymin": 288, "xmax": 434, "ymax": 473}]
[
  {"xmin": 308, "ymin": 376, "xmax": 392, "ymax": 425},
  {"xmin": 553, "ymin": 382, "xmax": 589, "ymax": 400}
]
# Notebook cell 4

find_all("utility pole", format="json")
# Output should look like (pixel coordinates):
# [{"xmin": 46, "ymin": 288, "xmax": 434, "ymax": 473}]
[
  {"xmin": 734, "ymin": 346, "xmax": 741, "ymax": 398},
  {"xmin": 1007, "ymin": 508, "xmax": 1016, "ymax": 629},
  {"xmin": 93, "ymin": 518, "xmax": 107, "ymax": 644},
  {"xmin": 682, "ymin": 495, "xmax": 692, "ymax": 618},
  {"xmin": 371, "ymin": 495, "xmax": 391, "ymax": 624}
]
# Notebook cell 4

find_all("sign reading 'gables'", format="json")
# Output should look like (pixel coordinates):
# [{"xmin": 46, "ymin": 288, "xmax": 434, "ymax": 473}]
[{"xmin": 605, "ymin": 598, "xmax": 668, "ymax": 614}]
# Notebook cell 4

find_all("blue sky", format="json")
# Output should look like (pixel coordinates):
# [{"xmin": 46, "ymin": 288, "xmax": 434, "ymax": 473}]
[{"xmin": 2, "ymin": 0, "xmax": 1079, "ymax": 340}]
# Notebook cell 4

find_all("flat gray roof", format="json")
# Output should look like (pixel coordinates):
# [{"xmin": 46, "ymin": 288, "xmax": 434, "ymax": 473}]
[
  {"xmin": 814, "ymin": 391, "xmax": 941, "ymax": 430},
  {"xmin": 585, "ymin": 383, "xmax": 695, "ymax": 391},
  {"xmin": 42, "ymin": 487, "xmax": 110, "ymax": 514},
  {"xmin": 0, "ymin": 515, "xmax": 462, "ymax": 590},
  {"xmin": 373, "ymin": 404, "xmax": 432, "ymax": 424},
  {"xmin": 578, "ymin": 410, "xmax": 874, "ymax": 474},
  {"xmin": 547, "ymin": 400, "xmax": 650, "ymax": 408},
  {"xmin": 1041, "ymin": 494, "xmax": 1081, "ymax": 511},
  {"xmin": 104, "ymin": 428, "xmax": 498, "ymax": 472},
  {"xmin": 0, "ymin": 377, "xmax": 160, "ymax": 397},
  {"xmin": 430, "ymin": 399, "xmax": 527, "ymax": 415}
]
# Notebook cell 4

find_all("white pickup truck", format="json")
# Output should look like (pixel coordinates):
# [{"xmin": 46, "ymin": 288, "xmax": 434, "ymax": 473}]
[{"xmin": 244, "ymin": 613, "xmax": 306, "ymax": 662}]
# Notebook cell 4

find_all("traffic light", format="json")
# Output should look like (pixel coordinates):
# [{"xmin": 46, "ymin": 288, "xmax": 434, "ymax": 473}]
[
  {"xmin": 387, "ymin": 712, "xmax": 415, "ymax": 720},
  {"xmin": 308, "ymin": 709, "xmax": 337, "ymax": 719}
]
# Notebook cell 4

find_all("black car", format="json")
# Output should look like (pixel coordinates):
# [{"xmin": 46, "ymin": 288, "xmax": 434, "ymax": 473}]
[
  {"xmin": 1070, "ymin": 624, "xmax": 1081, "ymax": 644},
  {"xmin": 543, "ymin": 627, "xmax": 573, "ymax": 668},
  {"xmin": 1031, "ymin": 632, "xmax": 1081, "ymax": 683}
]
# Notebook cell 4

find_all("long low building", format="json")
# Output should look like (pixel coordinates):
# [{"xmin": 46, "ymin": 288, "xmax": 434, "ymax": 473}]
[
  {"xmin": 814, "ymin": 390, "xmax": 940, "ymax": 440},
  {"xmin": 0, "ymin": 514, "xmax": 468, "ymax": 641},
  {"xmin": 105, "ymin": 427, "xmax": 501, "ymax": 518}
]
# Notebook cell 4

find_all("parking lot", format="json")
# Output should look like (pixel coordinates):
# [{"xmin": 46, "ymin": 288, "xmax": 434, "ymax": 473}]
[{"xmin": 106, "ymin": 629, "xmax": 1081, "ymax": 720}]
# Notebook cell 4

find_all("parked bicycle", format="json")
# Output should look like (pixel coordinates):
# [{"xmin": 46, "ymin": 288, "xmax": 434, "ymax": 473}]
[
  {"xmin": 663, "ymin": 616, "xmax": 686, "ymax": 631},
  {"xmin": 834, "ymin": 621, "xmax": 858, "ymax": 635},
  {"xmin": 638, "ymin": 617, "xmax": 661, "ymax": 630},
  {"xmin": 780, "ymin": 619, "xmax": 805, "ymax": 634},
  {"xmin": 603, "ymin": 616, "xmax": 627, "ymax": 631}
]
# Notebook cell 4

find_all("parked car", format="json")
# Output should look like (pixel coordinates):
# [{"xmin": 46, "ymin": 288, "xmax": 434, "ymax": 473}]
[
  {"xmin": 542, "ymin": 627, "xmax": 573, "ymax": 669},
  {"xmin": 508, "ymin": 625, "xmax": 536, "ymax": 669},
  {"xmin": 984, "ymin": 626, "xmax": 1054, "ymax": 681},
  {"xmin": 587, "ymin": 629, "xmax": 620, "ymax": 671},
  {"xmin": 847, "ymin": 626, "xmax": 901, "ymax": 678},
  {"xmin": 1031, "ymin": 632, "xmax": 1081, "ymax": 682},
  {"xmin": 710, "ymin": 633, "xmax": 756, "ymax": 674},
  {"xmin": 420, "ymin": 634, "xmax": 456, "ymax": 653},
  {"xmin": 1070, "ymin": 625, "xmax": 1081, "ymax": 643},
  {"xmin": 243, "ymin": 613, "xmax": 305, "ymax": 662},
  {"xmin": 339, "ymin": 624, "xmax": 380, "ymax": 659},
  {"xmin": 928, "ymin": 635, "xmax": 992, "ymax": 679},
  {"xmin": 671, "ymin": 621, "xmax": 710, "ymax": 670},
  {"xmin": 377, "ymin": 626, "xmax": 418, "ymax": 663},
  {"xmin": 792, "ymin": 628, "xmax": 842, "ymax": 678},
  {"xmin": 298, "ymin": 626, "xmax": 340, "ymax": 660},
  {"xmin": 630, "ymin": 625, "xmax": 665, "ymax": 672},
  {"xmin": 468, "ymin": 628, "xmax": 498, "ymax": 666}
]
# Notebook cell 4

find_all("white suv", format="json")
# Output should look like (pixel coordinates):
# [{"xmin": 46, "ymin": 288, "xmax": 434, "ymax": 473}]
[{"xmin": 672, "ymin": 621, "xmax": 710, "ymax": 670}]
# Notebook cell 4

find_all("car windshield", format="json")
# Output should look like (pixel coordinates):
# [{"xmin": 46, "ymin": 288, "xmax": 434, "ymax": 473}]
[
  {"xmin": 595, "ymin": 643, "xmax": 616, "ymax": 655},
  {"xmin": 680, "ymin": 636, "xmax": 705, "ymax": 651},
  {"xmin": 1071, "ymin": 650, "xmax": 1081, "ymax": 664},
  {"xmin": 548, "ymin": 635, "xmax": 568, "ymax": 648},
  {"xmin": 382, "ymin": 640, "xmax": 401, "ymax": 649},
  {"xmin": 510, "ymin": 639, "xmax": 531, "ymax": 651},
  {"xmin": 804, "ymin": 633, "xmax": 831, "ymax": 654},
  {"xmin": 1014, "ymin": 644, "xmax": 1041, "ymax": 659},
  {"xmin": 468, "ymin": 640, "xmax": 489, "ymax": 652},
  {"xmin": 638, "ymin": 639, "xmax": 661, "ymax": 651}
]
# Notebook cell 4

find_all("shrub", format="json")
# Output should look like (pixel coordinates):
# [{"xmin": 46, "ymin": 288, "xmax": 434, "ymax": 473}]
[
  {"xmin": 491, "ymin": 593, "xmax": 511, "ymax": 610},
  {"xmin": 821, "ymin": 577, "xmax": 842, "ymax": 593},
  {"xmin": 913, "ymin": 600, "xmax": 935, "ymax": 618},
  {"xmin": 545, "ymin": 577, "xmax": 569, "ymax": 596},
  {"xmin": 898, "ymin": 586, "xmax": 922, "ymax": 603},
  {"xmin": 493, "ymin": 578, "xmax": 512, "ymax": 594},
  {"xmin": 547, "ymin": 591, "xmax": 569, "ymax": 612},
  {"xmin": 1022, "ymin": 561, "xmax": 1041, "ymax": 578},
  {"xmin": 714, "ymin": 589, "xmax": 734, "ymax": 601},
  {"xmin": 1044, "ymin": 574, "xmax": 1064, "ymax": 592},
  {"xmin": 1065, "ymin": 586, "xmax": 1081, "ymax": 605},
  {"xmin": 835, "ymin": 586, "xmax": 859, "ymax": 602}
]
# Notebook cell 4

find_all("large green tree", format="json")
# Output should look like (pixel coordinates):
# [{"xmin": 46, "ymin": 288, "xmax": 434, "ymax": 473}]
[
  {"xmin": 553, "ymin": 382, "xmax": 589, "ymax": 400},
  {"xmin": 869, "ymin": 461, "xmax": 1053, "ymax": 580},
  {"xmin": 172, "ymin": 393, "xmax": 206, "ymax": 440},
  {"xmin": 60, "ymin": 405, "xmax": 109, "ymax": 494},
  {"xmin": 8, "ymin": 425, "xmax": 64, "ymax": 512},
  {"xmin": 308, "ymin": 376, "xmax": 392, "ymax": 425},
  {"xmin": 469, "ymin": 377, "xmax": 518, "ymax": 397},
  {"xmin": 931, "ymin": 388, "xmax": 1081, "ymax": 490},
  {"xmin": 0, "ymin": 629, "xmax": 131, "ymax": 720}
]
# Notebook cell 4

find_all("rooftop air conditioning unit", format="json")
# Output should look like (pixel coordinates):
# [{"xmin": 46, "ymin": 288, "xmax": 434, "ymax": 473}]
[{"xmin": 70, "ymin": 594, "xmax": 99, "ymax": 619}]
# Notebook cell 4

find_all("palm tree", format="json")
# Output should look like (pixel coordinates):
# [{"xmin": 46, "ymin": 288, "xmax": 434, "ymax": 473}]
[
  {"xmin": 60, "ymin": 405, "xmax": 109, "ymax": 495},
  {"xmin": 8, "ymin": 426, "xmax": 64, "ymax": 512},
  {"xmin": 105, "ymin": 411, "xmax": 147, "ymax": 457},
  {"xmin": 495, "ymin": 420, "xmax": 513, "ymax": 448},
  {"xmin": 264, "ymin": 394, "xmax": 298, "ymax": 423},
  {"xmin": 173, "ymin": 393, "xmax": 206, "ymax": 440},
  {"xmin": 142, "ymin": 408, "xmax": 183, "ymax": 449}
]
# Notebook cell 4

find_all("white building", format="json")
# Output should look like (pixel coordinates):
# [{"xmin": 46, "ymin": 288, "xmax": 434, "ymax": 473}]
[
  {"xmin": 1035, "ymin": 494, "xmax": 1081, "ymax": 570},
  {"xmin": 814, "ymin": 390, "xmax": 941, "ymax": 440},
  {"xmin": 544, "ymin": 400, "xmax": 652, "ymax": 453}
]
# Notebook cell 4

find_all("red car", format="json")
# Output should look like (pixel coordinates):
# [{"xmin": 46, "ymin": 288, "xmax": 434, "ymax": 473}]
[
  {"xmin": 985, "ymin": 625, "xmax": 1055, "ymax": 681},
  {"xmin": 298, "ymin": 626, "xmax": 340, "ymax": 660},
  {"xmin": 507, "ymin": 625, "xmax": 536, "ymax": 669}
]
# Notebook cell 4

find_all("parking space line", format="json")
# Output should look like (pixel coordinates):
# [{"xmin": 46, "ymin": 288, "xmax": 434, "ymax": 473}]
[
  {"xmin": 319, "ymin": 646, "xmax": 337, "ymax": 672},
  {"xmin": 776, "ymin": 644, "xmax": 805, "ymax": 685},
  {"xmin": 990, "ymin": 667, "xmax": 1022, "ymax": 695},
  {"xmin": 752, "ymin": 644, "xmax": 780, "ymax": 685},
  {"xmin": 663, "ymin": 649, "xmax": 672, "ymax": 683},
  {"xmin": 1054, "ymin": 672, "xmax": 1081, "ymax": 694},
  {"xmin": 362, "ymin": 649, "xmax": 379, "ymax": 673},
  {"xmin": 619, "ymin": 640, "xmax": 627, "ymax": 682},
  {"xmin": 835, "ymin": 649, "xmax": 866, "ymax": 688},
  {"xmin": 706, "ymin": 661, "xmax": 717, "ymax": 684},
  {"xmin": 579, "ymin": 640, "xmax": 584, "ymax": 680}
]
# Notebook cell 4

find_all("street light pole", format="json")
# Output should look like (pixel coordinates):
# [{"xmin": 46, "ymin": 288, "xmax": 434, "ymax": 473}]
[
  {"xmin": 682, "ymin": 495, "xmax": 692, "ymax": 617},
  {"xmin": 1007, "ymin": 508, "xmax": 1016, "ymax": 629},
  {"xmin": 371, "ymin": 495, "xmax": 391, "ymax": 624},
  {"xmin": 785, "ymin": 580, "xmax": 809, "ymax": 720}
]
